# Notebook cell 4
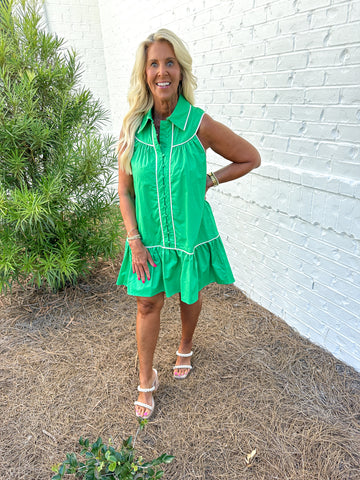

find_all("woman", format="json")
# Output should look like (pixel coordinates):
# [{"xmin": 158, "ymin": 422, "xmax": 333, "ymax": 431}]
[{"xmin": 117, "ymin": 29, "xmax": 260, "ymax": 419}]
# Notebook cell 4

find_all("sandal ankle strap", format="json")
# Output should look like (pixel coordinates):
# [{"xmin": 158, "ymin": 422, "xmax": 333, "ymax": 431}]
[
  {"xmin": 137, "ymin": 368, "xmax": 158, "ymax": 393},
  {"xmin": 176, "ymin": 350, "xmax": 193, "ymax": 357},
  {"xmin": 137, "ymin": 385, "xmax": 156, "ymax": 393}
]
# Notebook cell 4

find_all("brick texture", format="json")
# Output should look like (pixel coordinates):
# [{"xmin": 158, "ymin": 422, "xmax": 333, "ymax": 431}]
[{"xmin": 44, "ymin": 0, "xmax": 360, "ymax": 371}]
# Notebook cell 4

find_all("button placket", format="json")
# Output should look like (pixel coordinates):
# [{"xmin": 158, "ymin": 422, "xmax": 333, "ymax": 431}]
[{"xmin": 156, "ymin": 122, "xmax": 175, "ymax": 248}]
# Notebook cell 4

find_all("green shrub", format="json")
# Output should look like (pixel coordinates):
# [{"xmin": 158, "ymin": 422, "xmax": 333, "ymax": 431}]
[
  {"xmin": 0, "ymin": 0, "xmax": 122, "ymax": 293},
  {"xmin": 52, "ymin": 426, "xmax": 174, "ymax": 480}
]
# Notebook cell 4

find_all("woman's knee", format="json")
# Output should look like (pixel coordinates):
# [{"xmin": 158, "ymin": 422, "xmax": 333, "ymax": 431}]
[{"xmin": 137, "ymin": 294, "xmax": 164, "ymax": 316}]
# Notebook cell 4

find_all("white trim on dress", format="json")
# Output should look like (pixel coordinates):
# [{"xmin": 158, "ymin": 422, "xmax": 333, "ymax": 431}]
[
  {"xmin": 183, "ymin": 104, "xmax": 192, "ymax": 130},
  {"xmin": 152, "ymin": 127, "xmax": 165, "ymax": 246},
  {"xmin": 169, "ymin": 123, "xmax": 177, "ymax": 248},
  {"xmin": 135, "ymin": 136, "xmax": 153, "ymax": 147},
  {"xmin": 145, "ymin": 234, "xmax": 220, "ymax": 256},
  {"xmin": 173, "ymin": 112, "xmax": 205, "ymax": 148}
]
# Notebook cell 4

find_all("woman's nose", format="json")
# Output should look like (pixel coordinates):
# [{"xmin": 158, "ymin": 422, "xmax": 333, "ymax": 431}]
[{"xmin": 158, "ymin": 63, "xmax": 168, "ymax": 76}]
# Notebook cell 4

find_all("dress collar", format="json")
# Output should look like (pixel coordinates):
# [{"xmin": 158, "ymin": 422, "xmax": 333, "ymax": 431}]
[{"xmin": 138, "ymin": 95, "xmax": 192, "ymax": 133}]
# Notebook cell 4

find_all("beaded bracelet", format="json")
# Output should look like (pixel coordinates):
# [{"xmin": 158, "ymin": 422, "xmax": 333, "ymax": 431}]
[
  {"xmin": 208, "ymin": 171, "xmax": 220, "ymax": 187},
  {"xmin": 127, "ymin": 227, "xmax": 138, "ymax": 236},
  {"xmin": 127, "ymin": 234, "xmax": 141, "ymax": 241}
]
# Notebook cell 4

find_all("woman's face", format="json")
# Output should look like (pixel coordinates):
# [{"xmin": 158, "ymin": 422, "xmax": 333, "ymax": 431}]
[{"xmin": 145, "ymin": 40, "xmax": 182, "ymax": 106}]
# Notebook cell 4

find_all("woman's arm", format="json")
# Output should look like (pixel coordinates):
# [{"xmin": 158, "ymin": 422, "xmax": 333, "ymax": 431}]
[
  {"xmin": 197, "ymin": 113, "xmax": 261, "ymax": 191},
  {"xmin": 118, "ymin": 152, "xmax": 156, "ymax": 283}
]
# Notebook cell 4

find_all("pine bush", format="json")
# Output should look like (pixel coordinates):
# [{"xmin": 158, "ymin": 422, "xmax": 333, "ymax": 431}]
[{"xmin": 0, "ymin": 0, "xmax": 122, "ymax": 292}]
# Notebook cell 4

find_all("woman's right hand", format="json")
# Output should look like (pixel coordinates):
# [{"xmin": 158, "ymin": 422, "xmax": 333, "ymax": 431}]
[{"xmin": 129, "ymin": 239, "xmax": 157, "ymax": 283}]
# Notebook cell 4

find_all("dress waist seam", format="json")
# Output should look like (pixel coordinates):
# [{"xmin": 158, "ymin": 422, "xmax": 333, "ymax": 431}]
[{"xmin": 144, "ymin": 234, "xmax": 221, "ymax": 256}]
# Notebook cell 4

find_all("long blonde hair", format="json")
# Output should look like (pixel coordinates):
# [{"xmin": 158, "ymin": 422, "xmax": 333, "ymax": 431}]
[{"xmin": 118, "ymin": 28, "xmax": 197, "ymax": 174}]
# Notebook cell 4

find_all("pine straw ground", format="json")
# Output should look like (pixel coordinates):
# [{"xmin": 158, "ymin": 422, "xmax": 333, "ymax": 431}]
[{"xmin": 0, "ymin": 259, "xmax": 360, "ymax": 480}]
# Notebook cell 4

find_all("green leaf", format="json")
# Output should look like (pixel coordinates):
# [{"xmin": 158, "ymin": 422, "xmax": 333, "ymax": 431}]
[
  {"xmin": 163, "ymin": 455, "xmax": 175, "ymax": 464},
  {"xmin": 108, "ymin": 461, "xmax": 116, "ymax": 472}
]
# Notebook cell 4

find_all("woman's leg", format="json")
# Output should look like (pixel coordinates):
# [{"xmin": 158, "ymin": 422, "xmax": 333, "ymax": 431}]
[
  {"xmin": 135, "ymin": 292, "xmax": 164, "ymax": 417},
  {"xmin": 174, "ymin": 291, "xmax": 202, "ymax": 376}
]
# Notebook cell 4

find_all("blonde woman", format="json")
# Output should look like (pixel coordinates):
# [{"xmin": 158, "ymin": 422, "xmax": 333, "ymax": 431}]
[{"xmin": 117, "ymin": 29, "xmax": 260, "ymax": 419}]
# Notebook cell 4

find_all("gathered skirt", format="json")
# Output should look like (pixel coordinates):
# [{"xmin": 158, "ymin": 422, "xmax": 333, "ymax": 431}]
[{"xmin": 116, "ymin": 234, "xmax": 235, "ymax": 304}]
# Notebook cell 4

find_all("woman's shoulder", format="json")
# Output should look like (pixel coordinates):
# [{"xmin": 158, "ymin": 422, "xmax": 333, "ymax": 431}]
[{"xmin": 196, "ymin": 113, "xmax": 215, "ymax": 150}]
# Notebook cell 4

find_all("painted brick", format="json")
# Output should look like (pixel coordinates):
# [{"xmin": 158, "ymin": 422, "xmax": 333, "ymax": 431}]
[
  {"xmin": 266, "ymin": 1, "xmax": 298, "ymax": 21},
  {"xmin": 253, "ymin": 88, "xmax": 304, "ymax": 104},
  {"xmin": 265, "ymin": 105, "xmax": 292, "ymax": 120},
  {"xmin": 340, "ymin": 86, "xmax": 360, "ymax": 104},
  {"xmin": 294, "ymin": 29, "xmax": 330, "ymax": 50},
  {"xmin": 292, "ymin": 69, "xmax": 325, "ymax": 87},
  {"xmin": 253, "ymin": 20, "xmax": 278, "ymax": 41},
  {"xmin": 291, "ymin": 105, "xmax": 324, "ymax": 121},
  {"xmin": 242, "ymin": 5, "xmax": 267, "ymax": 26},
  {"xmin": 231, "ymin": 90, "xmax": 253, "ymax": 103},
  {"xmin": 310, "ymin": 5, "xmax": 348, "ymax": 28},
  {"xmin": 279, "ymin": 12, "xmax": 312, "ymax": 34},
  {"xmin": 327, "ymin": 22, "xmax": 360, "ymax": 46},
  {"xmin": 349, "ymin": 1, "xmax": 360, "ymax": 21},
  {"xmin": 252, "ymin": 56, "xmax": 278, "ymax": 72},
  {"xmin": 241, "ymin": 73, "xmax": 266, "ymax": 88},
  {"xmin": 325, "ymin": 66, "xmax": 360, "ymax": 86},
  {"xmin": 317, "ymin": 142, "xmax": 357, "ymax": 161},
  {"xmin": 277, "ymin": 51, "xmax": 309, "ymax": 70},
  {"xmin": 322, "ymin": 106, "xmax": 360, "ymax": 123},
  {"xmin": 266, "ymin": 71, "xmax": 296, "ymax": 87},
  {"xmin": 332, "ymin": 160, "xmax": 360, "ymax": 181},
  {"xmin": 337, "ymin": 124, "xmax": 360, "ymax": 143},
  {"xmin": 288, "ymin": 137, "xmax": 319, "ymax": 155},
  {"xmin": 266, "ymin": 35, "xmax": 294, "ymax": 55},
  {"xmin": 274, "ymin": 119, "xmax": 304, "ymax": 137},
  {"xmin": 305, "ymin": 87, "xmax": 341, "ymax": 104},
  {"xmin": 296, "ymin": 0, "xmax": 331, "ymax": 12}
]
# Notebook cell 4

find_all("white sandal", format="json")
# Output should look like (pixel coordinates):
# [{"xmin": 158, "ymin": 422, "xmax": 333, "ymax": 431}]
[
  {"xmin": 134, "ymin": 368, "xmax": 158, "ymax": 419},
  {"xmin": 173, "ymin": 350, "xmax": 193, "ymax": 379}
]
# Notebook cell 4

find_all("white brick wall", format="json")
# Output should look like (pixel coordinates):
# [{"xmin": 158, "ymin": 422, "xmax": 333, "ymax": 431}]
[
  {"xmin": 46, "ymin": 0, "xmax": 360, "ymax": 371},
  {"xmin": 43, "ymin": 0, "xmax": 110, "ymax": 114}
]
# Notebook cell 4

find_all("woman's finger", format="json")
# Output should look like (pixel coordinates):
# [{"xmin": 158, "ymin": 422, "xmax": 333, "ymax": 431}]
[
  {"xmin": 146, "ymin": 251, "xmax": 157, "ymax": 268},
  {"xmin": 134, "ymin": 261, "xmax": 147, "ymax": 283}
]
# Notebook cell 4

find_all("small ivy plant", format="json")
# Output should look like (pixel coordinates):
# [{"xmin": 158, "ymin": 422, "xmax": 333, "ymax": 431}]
[{"xmin": 51, "ymin": 421, "xmax": 174, "ymax": 480}]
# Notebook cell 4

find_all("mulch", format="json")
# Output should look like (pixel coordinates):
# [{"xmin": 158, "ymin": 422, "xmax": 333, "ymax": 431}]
[{"xmin": 1, "ymin": 258, "xmax": 359, "ymax": 479}]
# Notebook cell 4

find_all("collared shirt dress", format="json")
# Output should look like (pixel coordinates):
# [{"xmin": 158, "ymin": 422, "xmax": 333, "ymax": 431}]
[{"xmin": 117, "ymin": 95, "xmax": 235, "ymax": 304}]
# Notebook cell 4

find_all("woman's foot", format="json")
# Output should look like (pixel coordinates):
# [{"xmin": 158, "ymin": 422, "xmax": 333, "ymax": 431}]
[
  {"xmin": 173, "ymin": 347, "xmax": 193, "ymax": 379},
  {"xmin": 134, "ymin": 368, "xmax": 158, "ymax": 419}
]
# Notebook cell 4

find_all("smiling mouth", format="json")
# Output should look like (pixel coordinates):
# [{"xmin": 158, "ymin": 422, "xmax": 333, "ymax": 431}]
[{"xmin": 156, "ymin": 82, "xmax": 171, "ymax": 87}]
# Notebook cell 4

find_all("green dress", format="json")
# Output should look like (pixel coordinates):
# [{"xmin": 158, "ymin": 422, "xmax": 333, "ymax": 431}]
[{"xmin": 117, "ymin": 95, "xmax": 235, "ymax": 304}]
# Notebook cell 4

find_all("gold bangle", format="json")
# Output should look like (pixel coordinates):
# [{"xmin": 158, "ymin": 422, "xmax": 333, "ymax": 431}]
[{"xmin": 208, "ymin": 172, "xmax": 219, "ymax": 187}]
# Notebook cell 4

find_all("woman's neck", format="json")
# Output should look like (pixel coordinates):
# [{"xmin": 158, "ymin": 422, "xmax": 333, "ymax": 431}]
[{"xmin": 152, "ymin": 96, "xmax": 178, "ymax": 121}]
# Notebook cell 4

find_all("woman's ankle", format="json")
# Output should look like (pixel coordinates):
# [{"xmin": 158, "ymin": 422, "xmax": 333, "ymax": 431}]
[
  {"xmin": 139, "ymin": 368, "xmax": 155, "ymax": 387},
  {"xmin": 178, "ymin": 340, "xmax": 193, "ymax": 353}
]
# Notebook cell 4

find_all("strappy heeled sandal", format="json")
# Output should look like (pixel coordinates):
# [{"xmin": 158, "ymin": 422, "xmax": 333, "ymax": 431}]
[
  {"xmin": 173, "ymin": 350, "xmax": 193, "ymax": 379},
  {"xmin": 134, "ymin": 368, "xmax": 158, "ymax": 419}
]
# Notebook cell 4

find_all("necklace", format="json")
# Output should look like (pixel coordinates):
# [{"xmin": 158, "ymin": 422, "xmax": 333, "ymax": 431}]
[{"xmin": 153, "ymin": 113, "xmax": 163, "ymax": 141}]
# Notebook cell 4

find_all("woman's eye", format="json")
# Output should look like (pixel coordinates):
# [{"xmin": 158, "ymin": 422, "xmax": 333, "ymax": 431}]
[{"xmin": 167, "ymin": 61, "xmax": 174, "ymax": 66}]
